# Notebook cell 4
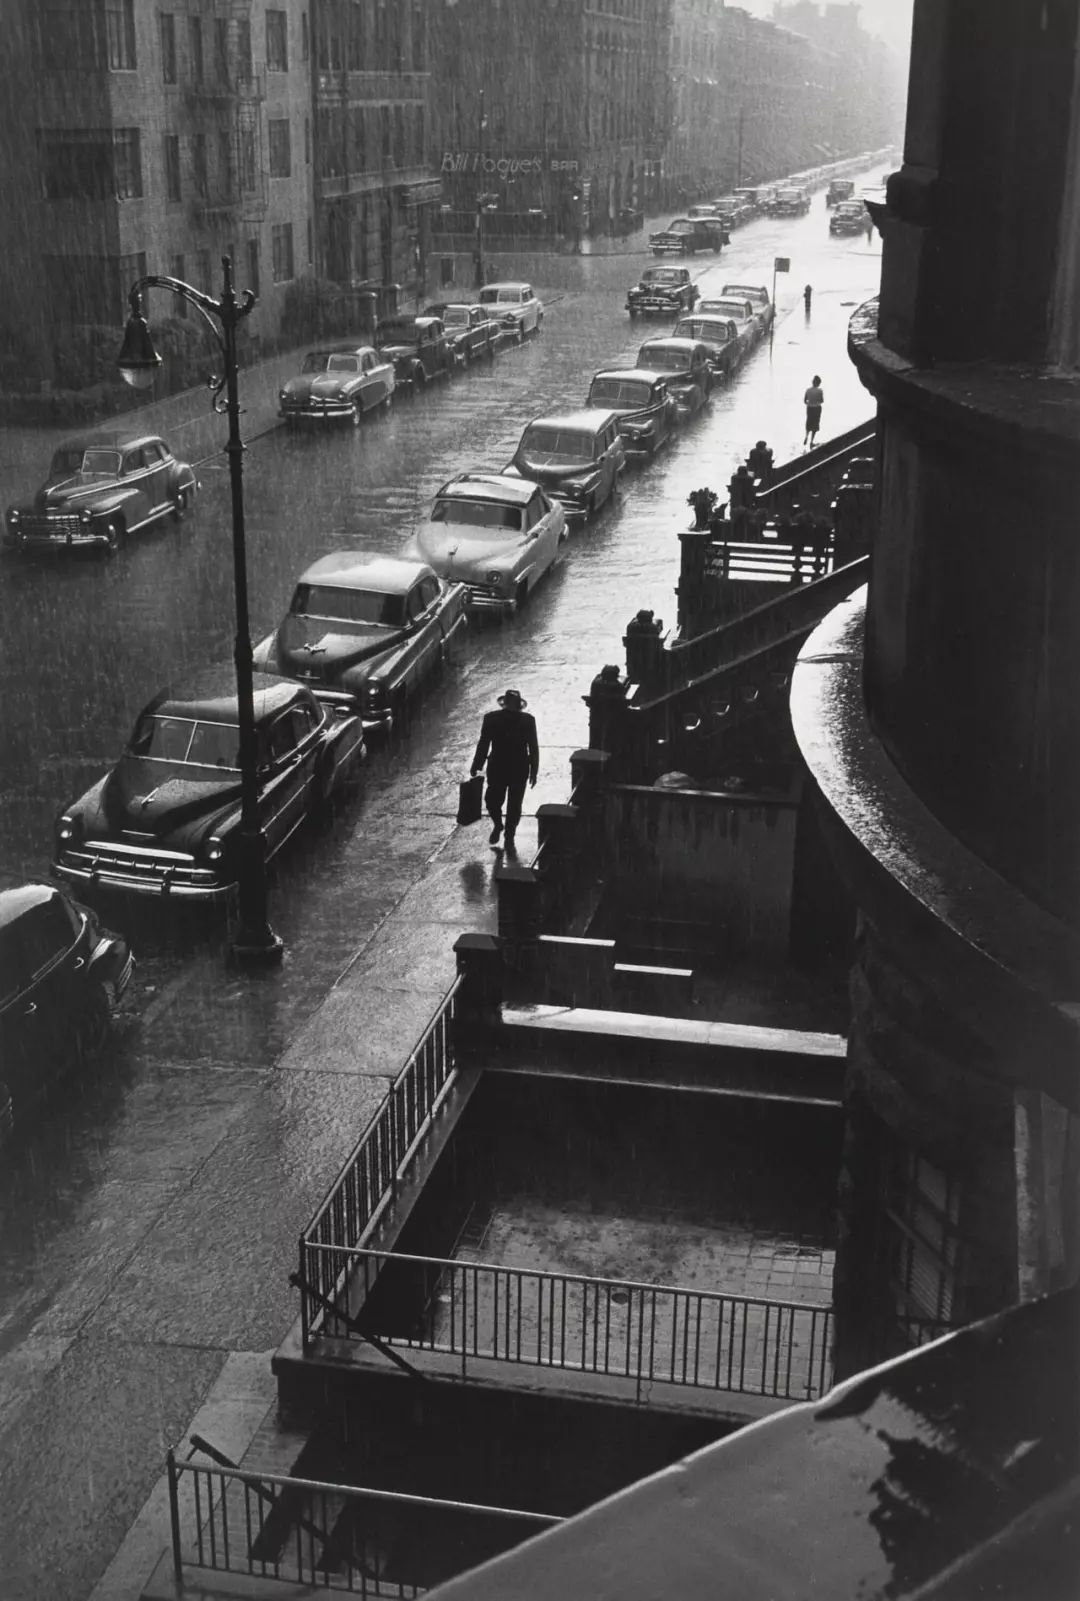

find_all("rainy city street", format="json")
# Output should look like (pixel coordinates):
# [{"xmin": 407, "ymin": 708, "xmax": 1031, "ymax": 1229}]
[{"xmin": 0, "ymin": 183, "xmax": 882, "ymax": 1598}]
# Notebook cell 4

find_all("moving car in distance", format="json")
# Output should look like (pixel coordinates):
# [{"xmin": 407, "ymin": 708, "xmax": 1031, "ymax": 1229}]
[
  {"xmin": 476, "ymin": 282, "xmax": 544, "ymax": 339},
  {"xmin": 278, "ymin": 345, "xmax": 394, "ymax": 426},
  {"xmin": 684, "ymin": 205, "xmax": 731, "ymax": 248},
  {"xmin": 830, "ymin": 200, "xmax": 867, "ymax": 236},
  {"xmin": 671, "ymin": 315, "xmax": 744, "ymax": 384},
  {"xmin": 826, "ymin": 178, "xmax": 855, "ymax": 207},
  {"xmin": 626, "ymin": 265, "xmax": 699, "ymax": 318},
  {"xmin": 585, "ymin": 370, "xmax": 676, "ymax": 459},
  {"xmin": 720, "ymin": 283, "xmax": 775, "ymax": 335},
  {"xmin": 0, "ymin": 877, "xmax": 133, "ymax": 1125},
  {"xmin": 5, "ymin": 432, "xmax": 197, "ymax": 558},
  {"xmin": 634, "ymin": 338, "xmax": 713, "ymax": 419},
  {"xmin": 411, "ymin": 472, "xmax": 566, "ymax": 615},
  {"xmin": 733, "ymin": 187, "xmax": 763, "ymax": 215},
  {"xmin": 773, "ymin": 185, "xmax": 812, "ymax": 217},
  {"xmin": 648, "ymin": 217, "xmax": 722, "ymax": 256},
  {"xmin": 508, "ymin": 409, "xmax": 626, "ymax": 521},
  {"xmin": 375, "ymin": 315, "xmax": 454, "ymax": 391},
  {"xmin": 425, "ymin": 303, "xmax": 503, "ymax": 365},
  {"xmin": 54, "ymin": 671, "xmax": 365, "ymax": 904},
  {"xmin": 253, "ymin": 554, "xmax": 467, "ymax": 735}
]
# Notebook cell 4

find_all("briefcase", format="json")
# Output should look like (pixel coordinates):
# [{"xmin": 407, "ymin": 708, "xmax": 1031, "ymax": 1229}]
[{"xmin": 456, "ymin": 774, "xmax": 484, "ymax": 826}]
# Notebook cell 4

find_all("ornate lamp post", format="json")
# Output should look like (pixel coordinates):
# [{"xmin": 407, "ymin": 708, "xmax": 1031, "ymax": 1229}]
[{"xmin": 116, "ymin": 256, "xmax": 284, "ymax": 966}]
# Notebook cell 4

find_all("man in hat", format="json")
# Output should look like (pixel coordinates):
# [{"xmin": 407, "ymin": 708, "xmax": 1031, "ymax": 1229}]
[{"xmin": 471, "ymin": 689, "xmax": 539, "ymax": 851}]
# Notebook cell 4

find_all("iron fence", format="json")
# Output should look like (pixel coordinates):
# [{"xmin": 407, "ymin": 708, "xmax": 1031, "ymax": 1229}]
[
  {"xmin": 166, "ymin": 1451, "xmax": 560, "ymax": 1596},
  {"xmin": 299, "ymin": 979, "xmax": 462, "ymax": 1349},
  {"xmin": 312, "ymin": 1247, "xmax": 834, "ymax": 1403}
]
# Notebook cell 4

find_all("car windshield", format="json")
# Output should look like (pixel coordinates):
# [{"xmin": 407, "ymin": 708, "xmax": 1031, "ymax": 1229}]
[
  {"xmin": 479, "ymin": 288, "xmax": 525, "ymax": 305},
  {"xmin": 79, "ymin": 449, "xmax": 123, "ymax": 478},
  {"xmin": 129, "ymin": 715, "xmax": 240, "ymax": 770},
  {"xmin": 641, "ymin": 270, "xmax": 681, "ymax": 285},
  {"xmin": 520, "ymin": 427, "xmax": 593, "ymax": 459},
  {"xmin": 301, "ymin": 353, "xmax": 334, "ymax": 373},
  {"xmin": 441, "ymin": 307, "xmax": 472, "ymax": 326},
  {"xmin": 326, "ymin": 354, "xmax": 361, "ymax": 373},
  {"xmin": 289, "ymin": 583, "xmax": 406, "ymax": 627},
  {"xmin": 724, "ymin": 287, "xmax": 764, "ymax": 300},
  {"xmin": 667, "ymin": 221, "xmax": 693, "ymax": 232},
  {"xmin": 589, "ymin": 379, "xmax": 653, "ymax": 407},
  {"xmin": 377, "ymin": 322, "xmax": 415, "ymax": 343},
  {"xmin": 431, "ymin": 497, "xmax": 522, "ymax": 531},
  {"xmin": 699, "ymin": 301, "xmax": 749, "ymax": 320},
  {"xmin": 676, "ymin": 320, "xmax": 731, "ymax": 342},
  {"xmin": 639, "ymin": 345, "xmax": 690, "ymax": 371},
  {"xmin": 50, "ymin": 447, "xmax": 91, "ymax": 476}
]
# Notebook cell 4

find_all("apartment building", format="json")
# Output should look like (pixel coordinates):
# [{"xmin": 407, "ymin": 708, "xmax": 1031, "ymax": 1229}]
[{"xmin": 0, "ymin": 0, "xmax": 314, "ymax": 378}]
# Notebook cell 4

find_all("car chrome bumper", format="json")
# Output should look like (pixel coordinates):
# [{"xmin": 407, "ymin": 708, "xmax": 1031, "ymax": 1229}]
[
  {"xmin": 56, "ymin": 847, "xmax": 233, "ymax": 903},
  {"xmin": 8, "ymin": 525, "xmax": 109, "ymax": 549},
  {"xmin": 465, "ymin": 586, "xmax": 515, "ymax": 614},
  {"xmin": 280, "ymin": 405, "xmax": 355, "ymax": 421}
]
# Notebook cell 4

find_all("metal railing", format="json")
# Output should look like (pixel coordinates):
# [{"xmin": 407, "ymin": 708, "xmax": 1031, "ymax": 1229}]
[
  {"xmin": 166, "ymin": 1450, "xmax": 560, "ymax": 1596},
  {"xmin": 299, "ymin": 979, "xmax": 462, "ymax": 1349},
  {"xmin": 311, "ymin": 1247, "xmax": 834, "ymax": 1404}
]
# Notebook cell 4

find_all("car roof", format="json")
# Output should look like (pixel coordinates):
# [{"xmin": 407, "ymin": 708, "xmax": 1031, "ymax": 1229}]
[
  {"xmin": 436, "ymin": 472, "xmax": 537, "ymax": 505},
  {"xmin": 722, "ymin": 284, "xmax": 768, "ymax": 295},
  {"xmin": 675, "ymin": 315, "xmax": 734, "ymax": 331},
  {"xmin": 0, "ymin": 878, "xmax": 67, "ymax": 931},
  {"xmin": 297, "ymin": 552, "xmax": 437, "ymax": 592},
  {"xmin": 146, "ymin": 670, "xmax": 309, "ymax": 724},
  {"xmin": 56, "ymin": 431, "xmax": 168, "ymax": 453},
  {"xmin": 590, "ymin": 369, "xmax": 664, "ymax": 384},
  {"xmin": 377, "ymin": 315, "xmax": 440, "ymax": 329},
  {"xmin": 480, "ymin": 281, "xmax": 532, "ymax": 292},
  {"xmin": 523, "ymin": 408, "xmax": 620, "ymax": 432},
  {"xmin": 700, "ymin": 299, "xmax": 751, "ymax": 314},
  {"xmin": 639, "ymin": 337, "xmax": 705, "ymax": 353},
  {"xmin": 303, "ymin": 344, "xmax": 376, "ymax": 357}
]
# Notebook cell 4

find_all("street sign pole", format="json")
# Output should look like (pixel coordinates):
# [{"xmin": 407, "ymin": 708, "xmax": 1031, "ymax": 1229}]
[{"xmin": 771, "ymin": 255, "xmax": 790, "ymax": 352}]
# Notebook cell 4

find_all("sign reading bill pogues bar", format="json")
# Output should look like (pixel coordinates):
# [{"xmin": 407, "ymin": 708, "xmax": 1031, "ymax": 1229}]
[{"xmin": 441, "ymin": 151, "xmax": 581, "ymax": 178}]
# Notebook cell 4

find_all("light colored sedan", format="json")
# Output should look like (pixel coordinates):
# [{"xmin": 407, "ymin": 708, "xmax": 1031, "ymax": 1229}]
[
  {"xmin": 410, "ymin": 472, "xmax": 566, "ymax": 615},
  {"xmin": 477, "ymin": 282, "xmax": 544, "ymax": 339},
  {"xmin": 278, "ymin": 345, "xmax": 395, "ymax": 425}
]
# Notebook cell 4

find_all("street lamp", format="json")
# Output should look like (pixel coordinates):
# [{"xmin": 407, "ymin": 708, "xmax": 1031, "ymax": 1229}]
[{"xmin": 116, "ymin": 255, "xmax": 284, "ymax": 967}]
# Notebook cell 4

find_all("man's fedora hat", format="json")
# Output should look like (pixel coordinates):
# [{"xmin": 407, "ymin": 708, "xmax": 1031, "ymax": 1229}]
[{"xmin": 498, "ymin": 689, "xmax": 527, "ymax": 709}]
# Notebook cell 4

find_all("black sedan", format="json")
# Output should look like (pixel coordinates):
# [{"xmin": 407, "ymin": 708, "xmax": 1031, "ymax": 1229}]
[
  {"xmin": 253, "ymin": 553, "xmax": 468, "ymax": 733},
  {"xmin": 4, "ymin": 432, "xmax": 198, "ymax": 557},
  {"xmin": 0, "ymin": 878, "xmax": 133, "ymax": 1124},
  {"xmin": 585, "ymin": 370, "xmax": 677, "ymax": 458},
  {"xmin": 53, "ymin": 672, "xmax": 365, "ymax": 905}
]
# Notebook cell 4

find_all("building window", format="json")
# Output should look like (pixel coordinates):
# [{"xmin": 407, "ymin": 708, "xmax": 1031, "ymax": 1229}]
[
  {"xmin": 237, "ymin": 17, "xmax": 252, "ymax": 77},
  {"xmin": 112, "ymin": 128, "xmax": 142, "ymax": 197},
  {"xmin": 247, "ymin": 237, "xmax": 260, "ymax": 297},
  {"xmin": 272, "ymin": 221, "xmax": 294, "ymax": 282},
  {"xmin": 885, "ymin": 1149, "xmax": 962, "ymax": 1347},
  {"xmin": 164, "ymin": 133, "xmax": 181, "ymax": 201},
  {"xmin": 189, "ymin": 16, "xmax": 203, "ymax": 83},
  {"xmin": 160, "ymin": 13, "xmax": 177, "ymax": 82},
  {"xmin": 194, "ymin": 247, "xmax": 212, "ymax": 294},
  {"xmin": 268, "ymin": 119, "xmax": 291, "ymax": 178},
  {"xmin": 304, "ymin": 116, "xmax": 311, "ymax": 165},
  {"xmin": 105, "ymin": 0, "xmax": 136, "ymax": 69},
  {"xmin": 39, "ymin": 129, "xmax": 111, "ymax": 200},
  {"xmin": 239, "ymin": 127, "xmax": 256, "ymax": 193},
  {"xmin": 170, "ymin": 253, "xmax": 186, "ymax": 316},
  {"xmin": 307, "ymin": 217, "xmax": 313, "ymax": 264},
  {"xmin": 302, "ymin": 10, "xmax": 309, "ymax": 61},
  {"xmin": 266, "ymin": 9, "xmax": 288, "ymax": 72},
  {"xmin": 217, "ymin": 129, "xmax": 233, "ymax": 196},
  {"xmin": 192, "ymin": 132, "xmax": 207, "ymax": 197}
]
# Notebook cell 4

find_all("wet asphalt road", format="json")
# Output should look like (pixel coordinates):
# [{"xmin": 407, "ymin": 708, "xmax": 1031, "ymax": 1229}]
[{"xmin": 0, "ymin": 178, "xmax": 883, "ymax": 1598}]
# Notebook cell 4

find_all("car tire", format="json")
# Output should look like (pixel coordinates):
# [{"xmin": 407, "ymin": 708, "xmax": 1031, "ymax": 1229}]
[
  {"xmin": 308, "ymin": 752, "xmax": 338, "ymax": 818},
  {"xmin": 101, "ymin": 518, "xmax": 124, "ymax": 557},
  {"xmin": 74, "ymin": 984, "xmax": 111, "ymax": 1067},
  {"xmin": 514, "ymin": 578, "xmax": 529, "ymax": 614},
  {"xmin": 172, "ymin": 487, "xmax": 191, "ymax": 522},
  {"xmin": 414, "ymin": 365, "xmax": 427, "ymax": 389}
]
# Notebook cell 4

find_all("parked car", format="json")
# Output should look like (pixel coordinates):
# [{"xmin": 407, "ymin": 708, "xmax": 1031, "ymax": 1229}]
[
  {"xmin": 773, "ymin": 186, "xmax": 811, "ymax": 217},
  {"xmin": 426, "ymin": 303, "xmax": 504, "ymax": 365},
  {"xmin": 476, "ymin": 282, "xmax": 544, "ymax": 338},
  {"xmin": 830, "ymin": 200, "xmax": 867, "ymax": 236},
  {"xmin": 0, "ymin": 878, "xmax": 133, "ymax": 1123},
  {"xmin": 684, "ymin": 205, "xmax": 731, "ymax": 248},
  {"xmin": 411, "ymin": 472, "xmax": 566, "ymax": 615},
  {"xmin": 697, "ymin": 297, "xmax": 760, "ymax": 352},
  {"xmin": 826, "ymin": 178, "xmax": 855, "ymax": 207},
  {"xmin": 278, "ymin": 345, "xmax": 395, "ymax": 426},
  {"xmin": 634, "ymin": 338, "xmax": 713, "ymax": 419},
  {"xmin": 54, "ymin": 672, "xmax": 365, "ymax": 904},
  {"xmin": 375, "ymin": 316, "xmax": 454, "ymax": 390},
  {"xmin": 252, "ymin": 554, "xmax": 467, "ymax": 734},
  {"xmin": 671, "ymin": 315, "xmax": 744, "ymax": 382},
  {"xmin": 649, "ymin": 217, "xmax": 722, "ymax": 255},
  {"xmin": 508, "ymin": 409, "xmax": 626, "ymax": 521},
  {"xmin": 585, "ymin": 370, "xmax": 676, "ymax": 458},
  {"xmin": 711, "ymin": 198, "xmax": 751, "ymax": 228},
  {"xmin": 626, "ymin": 266, "xmax": 699, "ymax": 318},
  {"xmin": 733, "ymin": 187, "xmax": 763, "ymax": 214},
  {"xmin": 4, "ymin": 432, "xmax": 198, "ymax": 557},
  {"xmin": 720, "ymin": 282, "xmax": 775, "ymax": 336}
]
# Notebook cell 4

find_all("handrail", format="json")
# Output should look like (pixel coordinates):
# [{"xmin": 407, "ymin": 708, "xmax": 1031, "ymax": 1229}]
[{"xmin": 758, "ymin": 419, "xmax": 876, "ymax": 495}]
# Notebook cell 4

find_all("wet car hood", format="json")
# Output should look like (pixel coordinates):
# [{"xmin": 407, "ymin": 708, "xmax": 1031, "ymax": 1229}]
[
  {"xmin": 417, "ymin": 526, "xmax": 519, "ymax": 574},
  {"xmin": 513, "ymin": 450, "xmax": 595, "ymax": 481},
  {"xmin": 378, "ymin": 342, "xmax": 418, "ymax": 359},
  {"xmin": 277, "ymin": 613, "xmax": 404, "ymax": 673},
  {"xmin": 283, "ymin": 374, "xmax": 355, "ymax": 399},
  {"xmin": 99, "ymin": 757, "xmax": 241, "ymax": 841},
  {"xmin": 35, "ymin": 475, "xmax": 122, "ymax": 511}
]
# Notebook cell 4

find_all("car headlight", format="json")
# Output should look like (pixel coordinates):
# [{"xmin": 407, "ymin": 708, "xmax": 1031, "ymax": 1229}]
[
  {"xmin": 57, "ymin": 815, "xmax": 82, "ymax": 845},
  {"xmin": 486, "ymin": 570, "xmax": 504, "ymax": 586},
  {"xmin": 205, "ymin": 839, "xmax": 224, "ymax": 863},
  {"xmin": 6, "ymin": 509, "xmax": 19, "ymax": 525},
  {"xmin": 80, "ymin": 508, "xmax": 93, "ymax": 523}
]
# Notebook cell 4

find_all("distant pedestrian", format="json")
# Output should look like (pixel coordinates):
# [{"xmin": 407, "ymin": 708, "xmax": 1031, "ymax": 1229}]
[
  {"xmin": 803, "ymin": 375, "xmax": 824, "ymax": 448},
  {"xmin": 803, "ymin": 283, "xmax": 813, "ymax": 314},
  {"xmin": 864, "ymin": 210, "xmax": 875, "ymax": 242},
  {"xmin": 471, "ymin": 689, "xmax": 539, "ymax": 852}
]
